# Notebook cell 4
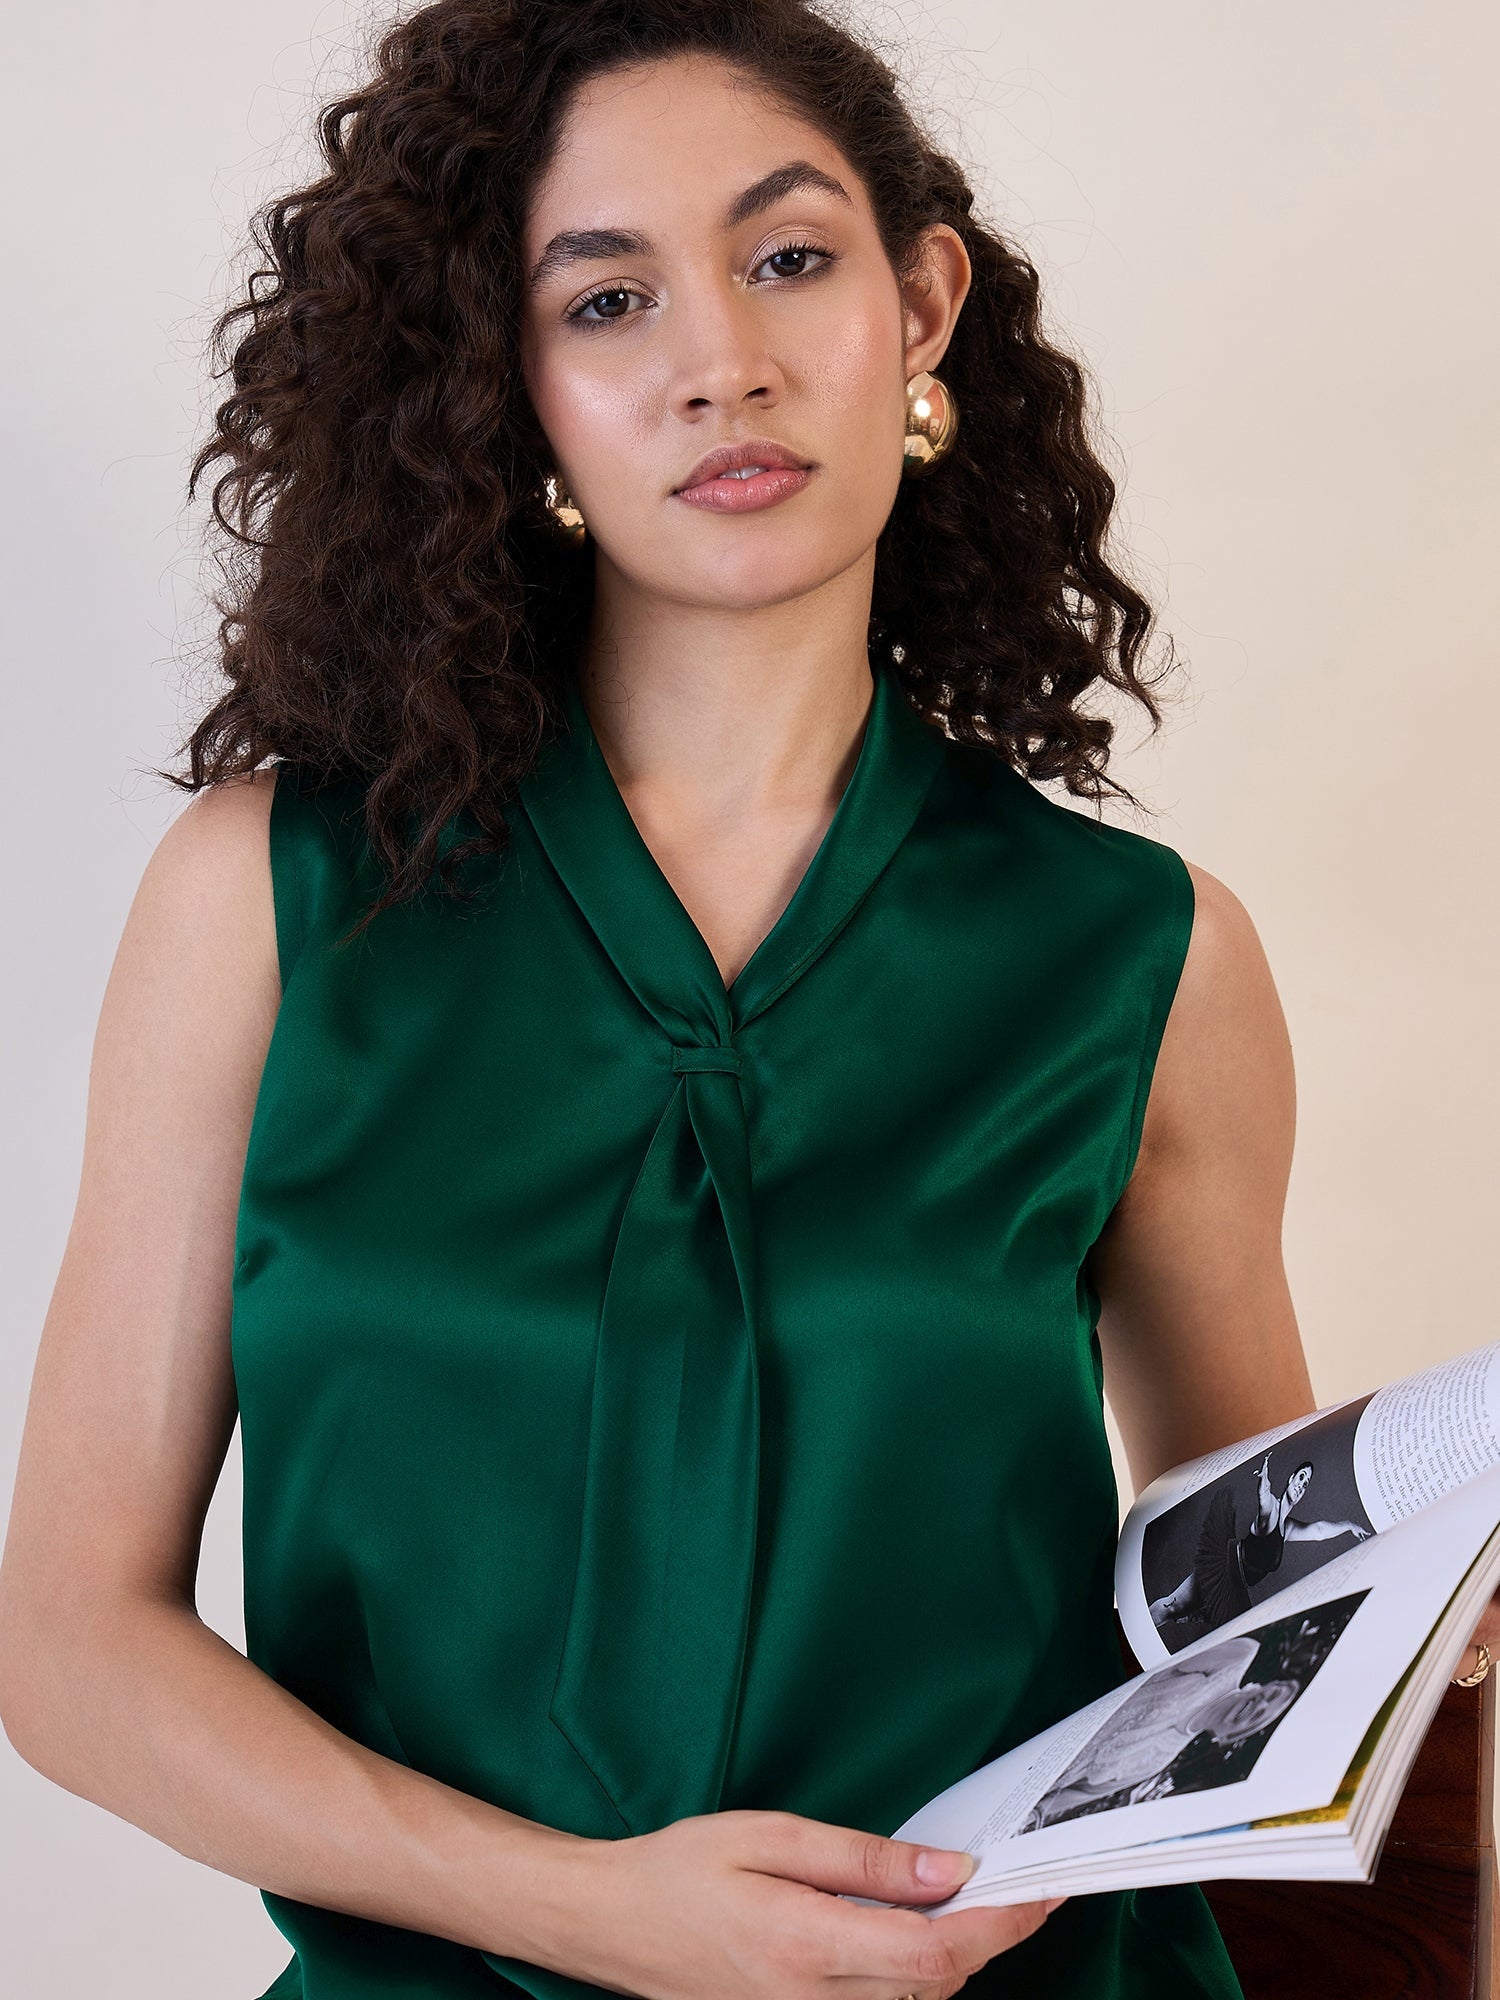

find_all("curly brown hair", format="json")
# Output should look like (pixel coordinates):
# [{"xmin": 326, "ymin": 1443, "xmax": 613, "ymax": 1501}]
[{"xmin": 172, "ymin": 0, "xmax": 1175, "ymax": 928}]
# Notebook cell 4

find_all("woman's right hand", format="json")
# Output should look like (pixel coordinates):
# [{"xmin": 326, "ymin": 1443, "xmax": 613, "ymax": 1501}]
[{"xmin": 545, "ymin": 1808, "xmax": 1064, "ymax": 2000}]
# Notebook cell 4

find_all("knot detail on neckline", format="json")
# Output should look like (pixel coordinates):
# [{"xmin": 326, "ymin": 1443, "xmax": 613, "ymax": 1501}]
[{"xmin": 672, "ymin": 1044, "xmax": 743, "ymax": 1076}]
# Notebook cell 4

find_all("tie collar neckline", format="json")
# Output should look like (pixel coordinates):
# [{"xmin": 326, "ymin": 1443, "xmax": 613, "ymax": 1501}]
[{"xmin": 516, "ymin": 654, "xmax": 947, "ymax": 1041}]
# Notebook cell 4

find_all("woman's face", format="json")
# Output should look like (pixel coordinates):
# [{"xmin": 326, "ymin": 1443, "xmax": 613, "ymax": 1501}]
[
  {"xmin": 1286, "ymin": 1466, "xmax": 1314, "ymax": 1507},
  {"xmin": 518, "ymin": 52, "xmax": 970, "ymax": 613}
]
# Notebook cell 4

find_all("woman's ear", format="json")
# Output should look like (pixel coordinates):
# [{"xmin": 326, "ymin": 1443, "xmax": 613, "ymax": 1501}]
[{"xmin": 901, "ymin": 222, "xmax": 972, "ymax": 380}]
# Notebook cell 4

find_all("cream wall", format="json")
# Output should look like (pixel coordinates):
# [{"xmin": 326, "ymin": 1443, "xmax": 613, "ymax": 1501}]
[{"xmin": 1, "ymin": 3, "xmax": 1495, "ymax": 1992}]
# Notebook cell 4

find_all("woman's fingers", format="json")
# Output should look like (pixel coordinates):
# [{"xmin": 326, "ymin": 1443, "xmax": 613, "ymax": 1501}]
[
  {"xmin": 734, "ymin": 1813, "xmax": 982, "ymax": 1904},
  {"xmin": 807, "ymin": 1886, "xmax": 1066, "ymax": 1987},
  {"xmin": 724, "ymin": 1812, "xmax": 1066, "ymax": 1984}
]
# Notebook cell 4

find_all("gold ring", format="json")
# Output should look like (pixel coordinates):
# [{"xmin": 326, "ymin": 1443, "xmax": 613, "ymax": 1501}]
[{"xmin": 1454, "ymin": 1641, "xmax": 1492, "ymax": 1687}]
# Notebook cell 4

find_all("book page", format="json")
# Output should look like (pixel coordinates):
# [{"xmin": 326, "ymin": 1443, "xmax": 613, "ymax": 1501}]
[
  {"xmin": 1353, "ymin": 1342, "xmax": 1500, "ymax": 1523},
  {"xmin": 1115, "ymin": 1340, "xmax": 1500, "ymax": 1666},
  {"xmin": 846, "ymin": 1469, "xmax": 1500, "ymax": 1910}
]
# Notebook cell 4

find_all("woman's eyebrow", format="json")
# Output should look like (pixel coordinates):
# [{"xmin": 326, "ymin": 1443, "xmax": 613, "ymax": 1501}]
[{"xmin": 526, "ymin": 159, "xmax": 853, "ymax": 288}]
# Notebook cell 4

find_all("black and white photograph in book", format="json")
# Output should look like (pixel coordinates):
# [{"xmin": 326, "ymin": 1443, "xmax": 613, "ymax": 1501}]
[
  {"xmin": 1020, "ymin": 1593, "xmax": 1369, "ymax": 1831},
  {"xmin": 1142, "ymin": 1399, "xmax": 1379, "ymax": 1654}
]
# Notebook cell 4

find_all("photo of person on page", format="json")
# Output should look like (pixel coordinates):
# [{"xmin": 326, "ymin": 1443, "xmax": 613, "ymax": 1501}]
[
  {"xmin": 1143, "ymin": 1402, "xmax": 1378, "ymax": 1653},
  {"xmin": 1150, "ymin": 1451, "xmax": 1374, "ymax": 1639},
  {"xmin": 1021, "ymin": 1596, "xmax": 1365, "ymax": 1831}
]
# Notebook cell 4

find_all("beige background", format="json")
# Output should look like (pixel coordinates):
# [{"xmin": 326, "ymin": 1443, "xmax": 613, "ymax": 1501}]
[{"xmin": 2, "ymin": 2, "xmax": 1496, "ymax": 1992}]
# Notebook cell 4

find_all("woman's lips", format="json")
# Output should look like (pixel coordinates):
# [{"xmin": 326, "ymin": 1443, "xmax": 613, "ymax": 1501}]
[{"xmin": 673, "ymin": 465, "xmax": 812, "ymax": 513}]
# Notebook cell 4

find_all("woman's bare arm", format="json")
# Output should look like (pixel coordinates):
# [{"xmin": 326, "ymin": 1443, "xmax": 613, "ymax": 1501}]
[
  {"xmin": 0, "ymin": 772, "xmax": 598, "ymax": 1960},
  {"xmin": 1092, "ymin": 861, "xmax": 1317, "ymax": 1494},
  {"xmin": 0, "ymin": 774, "xmax": 1051, "ymax": 1997},
  {"xmin": 1284, "ymin": 1519, "xmax": 1372, "ymax": 1544}
]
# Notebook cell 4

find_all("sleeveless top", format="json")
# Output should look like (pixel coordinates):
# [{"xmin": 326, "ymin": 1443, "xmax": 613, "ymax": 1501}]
[{"xmin": 232, "ymin": 655, "xmax": 1244, "ymax": 2000}]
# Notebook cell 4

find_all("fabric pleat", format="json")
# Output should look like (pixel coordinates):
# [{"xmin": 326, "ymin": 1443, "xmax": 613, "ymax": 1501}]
[{"xmin": 547, "ymin": 1053, "xmax": 761, "ymax": 1831}]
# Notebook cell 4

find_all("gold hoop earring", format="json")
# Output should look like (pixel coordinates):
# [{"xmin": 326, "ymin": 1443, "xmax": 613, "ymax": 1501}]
[
  {"xmin": 543, "ymin": 471, "xmax": 586, "ymax": 544},
  {"xmin": 901, "ymin": 370, "xmax": 958, "ymax": 476}
]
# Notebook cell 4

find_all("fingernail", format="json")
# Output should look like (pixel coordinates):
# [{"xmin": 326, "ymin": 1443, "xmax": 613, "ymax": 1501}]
[{"xmin": 916, "ymin": 1848, "xmax": 977, "ymax": 1886}]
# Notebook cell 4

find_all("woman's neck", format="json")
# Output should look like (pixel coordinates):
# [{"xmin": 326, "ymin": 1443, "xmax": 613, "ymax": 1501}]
[
  {"xmin": 573, "ymin": 563, "xmax": 882, "ymax": 987},
  {"xmin": 576, "ymin": 556, "xmax": 880, "ymax": 828}
]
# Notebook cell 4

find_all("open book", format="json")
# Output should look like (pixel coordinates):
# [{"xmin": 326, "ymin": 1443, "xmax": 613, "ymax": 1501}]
[{"xmin": 853, "ymin": 1340, "xmax": 1500, "ymax": 1912}]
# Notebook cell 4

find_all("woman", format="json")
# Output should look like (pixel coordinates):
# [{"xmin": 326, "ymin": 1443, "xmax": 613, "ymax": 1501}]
[
  {"xmin": 0, "ymin": 3, "xmax": 1487, "ymax": 1998},
  {"xmin": 1149, "ymin": 1455, "xmax": 1374, "ymax": 1636}
]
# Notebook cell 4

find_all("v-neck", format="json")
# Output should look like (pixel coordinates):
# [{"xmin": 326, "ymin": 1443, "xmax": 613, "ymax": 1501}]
[{"xmin": 515, "ymin": 653, "xmax": 947, "ymax": 1042}]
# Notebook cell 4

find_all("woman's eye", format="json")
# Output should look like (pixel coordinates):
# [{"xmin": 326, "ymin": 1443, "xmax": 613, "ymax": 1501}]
[
  {"xmin": 754, "ymin": 241, "xmax": 834, "ymax": 282},
  {"xmin": 564, "ymin": 286, "xmax": 644, "ymax": 327}
]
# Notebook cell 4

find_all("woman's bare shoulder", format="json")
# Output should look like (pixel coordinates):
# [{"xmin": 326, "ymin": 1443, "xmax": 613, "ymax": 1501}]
[
  {"xmin": 85, "ymin": 761, "xmax": 287, "ymax": 1290},
  {"xmin": 149, "ymin": 764, "xmax": 278, "ymax": 888},
  {"xmin": 132, "ymin": 767, "xmax": 282, "ymax": 1001},
  {"xmin": 1177, "ymin": 858, "xmax": 1276, "ymax": 993},
  {"xmin": 1144, "ymin": 856, "xmax": 1295, "ymax": 1169}
]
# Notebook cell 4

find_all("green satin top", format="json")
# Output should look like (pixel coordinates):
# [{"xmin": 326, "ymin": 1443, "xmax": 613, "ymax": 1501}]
[{"xmin": 232, "ymin": 656, "xmax": 1243, "ymax": 2000}]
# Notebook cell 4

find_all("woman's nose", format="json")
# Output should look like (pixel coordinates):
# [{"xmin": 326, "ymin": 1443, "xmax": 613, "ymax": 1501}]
[{"xmin": 665, "ymin": 282, "xmax": 786, "ymax": 415}]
